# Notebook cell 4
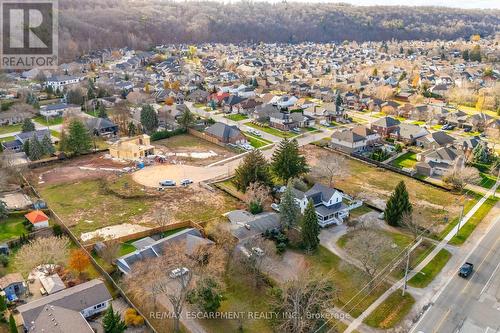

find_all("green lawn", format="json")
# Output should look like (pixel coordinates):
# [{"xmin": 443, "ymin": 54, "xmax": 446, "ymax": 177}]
[
  {"xmin": 408, "ymin": 249, "xmax": 452, "ymax": 288},
  {"xmin": 0, "ymin": 123, "xmax": 22, "ymax": 135},
  {"xmin": 411, "ymin": 121, "xmax": 426, "ymax": 126},
  {"xmin": 243, "ymin": 133, "xmax": 272, "ymax": 149},
  {"xmin": 363, "ymin": 291, "xmax": 415, "ymax": 329},
  {"xmin": 224, "ymin": 114, "xmax": 248, "ymax": 121},
  {"xmin": 50, "ymin": 130, "xmax": 60, "ymax": 138},
  {"xmin": 0, "ymin": 135, "xmax": 15, "ymax": 143},
  {"xmin": 391, "ymin": 152, "xmax": 418, "ymax": 169},
  {"xmin": 0, "ymin": 214, "xmax": 29, "ymax": 242},
  {"xmin": 245, "ymin": 122, "xmax": 296, "ymax": 138},
  {"xmin": 478, "ymin": 172, "xmax": 496, "ymax": 189},
  {"xmin": 348, "ymin": 205, "xmax": 373, "ymax": 219},
  {"xmin": 436, "ymin": 192, "xmax": 482, "ymax": 240},
  {"xmin": 33, "ymin": 115, "xmax": 63, "ymax": 126}
]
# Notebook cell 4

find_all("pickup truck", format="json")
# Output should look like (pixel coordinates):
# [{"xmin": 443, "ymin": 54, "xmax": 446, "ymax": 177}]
[{"xmin": 459, "ymin": 262, "xmax": 473, "ymax": 278}]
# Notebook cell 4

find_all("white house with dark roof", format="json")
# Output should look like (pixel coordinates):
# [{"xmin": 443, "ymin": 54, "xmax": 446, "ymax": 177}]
[{"xmin": 45, "ymin": 75, "xmax": 84, "ymax": 90}]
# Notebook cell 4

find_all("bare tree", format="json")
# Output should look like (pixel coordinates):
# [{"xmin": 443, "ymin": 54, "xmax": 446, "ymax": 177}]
[
  {"xmin": 401, "ymin": 212, "xmax": 420, "ymax": 240},
  {"xmin": 14, "ymin": 236, "xmax": 70, "ymax": 276},
  {"xmin": 238, "ymin": 236, "xmax": 277, "ymax": 287},
  {"xmin": 272, "ymin": 272, "xmax": 336, "ymax": 333},
  {"xmin": 442, "ymin": 166, "xmax": 480, "ymax": 192},
  {"xmin": 152, "ymin": 207, "xmax": 171, "ymax": 227},
  {"xmin": 316, "ymin": 153, "xmax": 349, "ymax": 187},
  {"xmin": 244, "ymin": 182, "xmax": 271, "ymax": 209},
  {"xmin": 343, "ymin": 228, "xmax": 393, "ymax": 286},
  {"xmin": 98, "ymin": 240, "xmax": 120, "ymax": 265}
]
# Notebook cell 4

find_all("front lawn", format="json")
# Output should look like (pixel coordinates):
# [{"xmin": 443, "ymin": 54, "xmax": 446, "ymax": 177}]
[
  {"xmin": 391, "ymin": 152, "xmax": 418, "ymax": 169},
  {"xmin": 224, "ymin": 113, "xmax": 248, "ymax": 121},
  {"xmin": 0, "ymin": 213, "xmax": 29, "ymax": 242},
  {"xmin": 408, "ymin": 249, "xmax": 452, "ymax": 288},
  {"xmin": 33, "ymin": 116, "xmax": 63, "ymax": 126},
  {"xmin": 0, "ymin": 135, "xmax": 15, "ymax": 143},
  {"xmin": 245, "ymin": 122, "xmax": 296, "ymax": 138},
  {"xmin": 363, "ymin": 291, "xmax": 415, "ymax": 329},
  {"xmin": 478, "ymin": 172, "xmax": 496, "ymax": 189},
  {"xmin": 0, "ymin": 123, "xmax": 22, "ymax": 135},
  {"xmin": 243, "ymin": 133, "xmax": 273, "ymax": 149}
]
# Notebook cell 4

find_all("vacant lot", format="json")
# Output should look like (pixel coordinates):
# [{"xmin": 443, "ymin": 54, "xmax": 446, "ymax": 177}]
[
  {"xmin": 306, "ymin": 145, "xmax": 466, "ymax": 234},
  {"xmin": 153, "ymin": 134, "xmax": 236, "ymax": 166}
]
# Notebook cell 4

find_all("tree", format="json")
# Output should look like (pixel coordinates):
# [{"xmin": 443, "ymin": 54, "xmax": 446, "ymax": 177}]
[
  {"xmin": 244, "ymin": 182, "xmax": 270, "ymax": 214},
  {"xmin": 21, "ymin": 119, "xmax": 35, "ymax": 133},
  {"xmin": 344, "ymin": 228, "xmax": 393, "ymax": 285},
  {"xmin": 0, "ymin": 200, "xmax": 8, "ymax": 220},
  {"xmin": 272, "ymin": 273, "xmax": 335, "ymax": 333},
  {"xmin": 271, "ymin": 138, "xmax": 309, "ymax": 182},
  {"xmin": 384, "ymin": 181, "xmax": 412, "ymax": 227},
  {"xmin": 68, "ymin": 249, "xmax": 90, "ymax": 277},
  {"xmin": 127, "ymin": 122, "xmax": 137, "ymax": 136},
  {"xmin": 187, "ymin": 277, "xmax": 222, "ymax": 313},
  {"xmin": 66, "ymin": 88, "xmax": 85, "ymax": 105},
  {"xmin": 401, "ymin": 211, "xmax": 420, "ymax": 240},
  {"xmin": 8, "ymin": 313, "xmax": 17, "ymax": 333},
  {"xmin": 472, "ymin": 143, "xmax": 490, "ymax": 164},
  {"xmin": 28, "ymin": 135, "xmax": 44, "ymax": 161},
  {"xmin": 177, "ymin": 109, "xmax": 195, "ymax": 129},
  {"xmin": 14, "ymin": 236, "xmax": 70, "ymax": 276},
  {"xmin": 140, "ymin": 104, "xmax": 158, "ymax": 134},
  {"xmin": 0, "ymin": 294, "xmax": 7, "ymax": 319},
  {"xmin": 443, "ymin": 166, "xmax": 480, "ymax": 192},
  {"xmin": 335, "ymin": 94, "xmax": 342, "ymax": 107},
  {"xmin": 462, "ymin": 49, "xmax": 469, "ymax": 61},
  {"xmin": 98, "ymin": 104, "xmax": 108, "ymax": 118},
  {"xmin": 279, "ymin": 180, "xmax": 300, "ymax": 229},
  {"xmin": 41, "ymin": 135, "xmax": 55, "ymax": 155},
  {"xmin": 66, "ymin": 119, "xmax": 92, "ymax": 154},
  {"xmin": 234, "ymin": 149, "xmax": 272, "ymax": 192},
  {"xmin": 315, "ymin": 153, "xmax": 348, "ymax": 187},
  {"xmin": 469, "ymin": 45, "xmax": 482, "ymax": 62},
  {"xmin": 98, "ymin": 240, "xmax": 121, "ymax": 265},
  {"xmin": 301, "ymin": 200, "xmax": 320, "ymax": 251},
  {"xmin": 103, "ymin": 304, "xmax": 127, "ymax": 333}
]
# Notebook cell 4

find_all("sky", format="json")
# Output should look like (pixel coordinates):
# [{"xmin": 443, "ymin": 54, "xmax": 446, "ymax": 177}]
[{"xmin": 217, "ymin": 0, "xmax": 500, "ymax": 9}]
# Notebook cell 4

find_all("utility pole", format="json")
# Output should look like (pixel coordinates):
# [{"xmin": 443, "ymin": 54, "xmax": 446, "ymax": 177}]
[
  {"xmin": 402, "ymin": 237, "xmax": 422, "ymax": 296},
  {"xmin": 456, "ymin": 203, "xmax": 465, "ymax": 236}
]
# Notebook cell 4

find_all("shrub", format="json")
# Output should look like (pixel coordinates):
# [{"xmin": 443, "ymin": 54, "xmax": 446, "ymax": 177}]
[
  {"xmin": 276, "ymin": 242, "xmax": 286, "ymax": 254},
  {"xmin": 0, "ymin": 255, "xmax": 9, "ymax": 268},
  {"xmin": 52, "ymin": 224, "xmax": 63, "ymax": 236},
  {"xmin": 249, "ymin": 201, "xmax": 263, "ymax": 214},
  {"xmin": 149, "ymin": 128, "xmax": 187, "ymax": 141}
]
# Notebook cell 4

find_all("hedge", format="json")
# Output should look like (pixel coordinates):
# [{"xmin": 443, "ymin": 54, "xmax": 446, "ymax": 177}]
[{"xmin": 150, "ymin": 128, "xmax": 187, "ymax": 141}]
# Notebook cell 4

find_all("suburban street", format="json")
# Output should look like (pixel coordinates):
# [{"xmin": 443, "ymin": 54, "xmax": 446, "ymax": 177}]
[{"xmin": 412, "ymin": 214, "xmax": 500, "ymax": 333}]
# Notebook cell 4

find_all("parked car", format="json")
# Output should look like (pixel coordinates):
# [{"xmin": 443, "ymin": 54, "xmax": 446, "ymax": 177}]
[
  {"xmin": 251, "ymin": 247, "xmax": 265, "ymax": 256},
  {"xmin": 180, "ymin": 179, "xmax": 193, "ymax": 186},
  {"xmin": 459, "ymin": 262, "xmax": 473, "ymax": 278},
  {"xmin": 159, "ymin": 180, "xmax": 176, "ymax": 187},
  {"xmin": 169, "ymin": 267, "xmax": 189, "ymax": 279},
  {"xmin": 271, "ymin": 203, "xmax": 280, "ymax": 212},
  {"xmin": 291, "ymin": 127, "xmax": 301, "ymax": 134}
]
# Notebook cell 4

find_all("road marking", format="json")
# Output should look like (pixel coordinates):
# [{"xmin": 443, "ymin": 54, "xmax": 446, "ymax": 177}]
[
  {"xmin": 461, "ymin": 238, "xmax": 500, "ymax": 293},
  {"xmin": 433, "ymin": 308, "xmax": 450, "ymax": 333},
  {"xmin": 480, "ymin": 261, "xmax": 500, "ymax": 296}
]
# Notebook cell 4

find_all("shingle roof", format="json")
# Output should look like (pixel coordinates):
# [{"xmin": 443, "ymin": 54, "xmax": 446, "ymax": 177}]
[
  {"xmin": 205, "ymin": 122, "xmax": 242, "ymax": 141},
  {"xmin": 372, "ymin": 116, "xmax": 400, "ymax": 128}
]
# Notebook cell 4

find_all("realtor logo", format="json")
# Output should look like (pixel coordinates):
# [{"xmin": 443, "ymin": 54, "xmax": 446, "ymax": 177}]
[{"xmin": 0, "ymin": 0, "xmax": 58, "ymax": 69}]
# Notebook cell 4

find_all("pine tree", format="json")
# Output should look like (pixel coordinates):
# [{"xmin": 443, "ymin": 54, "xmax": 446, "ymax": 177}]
[
  {"xmin": 41, "ymin": 135, "xmax": 55, "ymax": 155},
  {"xmin": 21, "ymin": 119, "xmax": 35, "ymax": 133},
  {"xmin": 103, "ymin": 305, "xmax": 127, "ymax": 333},
  {"xmin": 384, "ymin": 181, "xmax": 412, "ymax": 227},
  {"xmin": 0, "ymin": 200, "xmax": 8, "ymax": 220},
  {"xmin": 234, "ymin": 150, "xmax": 272, "ymax": 192},
  {"xmin": 271, "ymin": 138, "xmax": 309, "ymax": 182},
  {"xmin": 335, "ymin": 94, "xmax": 342, "ymax": 107},
  {"xmin": 0, "ymin": 294, "xmax": 7, "ymax": 313},
  {"xmin": 58, "ymin": 130, "xmax": 68, "ymax": 152},
  {"xmin": 128, "ymin": 122, "xmax": 137, "ymax": 136},
  {"xmin": 98, "ymin": 104, "xmax": 108, "ymax": 119},
  {"xmin": 28, "ymin": 135, "xmax": 44, "ymax": 161},
  {"xmin": 178, "ymin": 109, "xmax": 195, "ymax": 129},
  {"xmin": 301, "ymin": 200, "xmax": 320, "ymax": 251},
  {"xmin": 66, "ymin": 119, "xmax": 92, "ymax": 155},
  {"xmin": 22, "ymin": 140, "xmax": 30, "ymax": 155},
  {"xmin": 279, "ymin": 180, "xmax": 300, "ymax": 229},
  {"xmin": 9, "ymin": 313, "xmax": 17, "ymax": 333},
  {"xmin": 140, "ymin": 104, "xmax": 158, "ymax": 134}
]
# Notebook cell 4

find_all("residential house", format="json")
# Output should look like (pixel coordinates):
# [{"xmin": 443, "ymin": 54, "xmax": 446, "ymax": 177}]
[
  {"xmin": 108, "ymin": 134, "xmax": 155, "ymax": 160},
  {"xmin": 370, "ymin": 116, "xmax": 401, "ymax": 137},
  {"xmin": 390, "ymin": 123, "xmax": 429, "ymax": 144},
  {"xmin": 205, "ymin": 122, "xmax": 247, "ymax": 145},
  {"xmin": 0, "ymin": 109, "xmax": 34, "ymax": 126},
  {"xmin": 330, "ymin": 125, "xmax": 380, "ymax": 153},
  {"xmin": 17, "ymin": 279, "xmax": 112, "ymax": 333},
  {"xmin": 85, "ymin": 117, "xmax": 118, "ymax": 136},
  {"xmin": 292, "ymin": 183, "xmax": 358, "ymax": 227},
  {"xmin": 0, "ymin": 129, "xmax": 51, "ymax": 153},
  {"xmin": 45, "ymin": 75, "xmax": 84, "ymax": 90},
  {"xmin": 117, "ymin": 228, "xmax": 213, "ymax": 274},
  {"xmin": 186, "ymin": 89, "xmax": 209, "ymax": 104},
  {"xmin": 24, "ymin": 210, "xmax": 49, "ymax": 229},
  {"xmin": 468, "ymin": 113, "xmax": 493, "ymax": 131},
  {"xmin": 222, "ymin": 95, "xmax": 246, "ymax": 113},
  {"xmin": 39, "ymin": 274, "xmax": 66, "ymax": 295},
  {"xmin": 226, "ymin": 211, "xmax": 280, "ymax": 241},
  {"xmin": 415, "ymin": 131, "xmax": 455, "ymax": 149},
  {"xmin": 0, "ymin": 273, "xmax": 26, "ymax": 301},
  {"xmin": 415, "ymin": 146, "xmax": 465, "ymax": 176},
  {"xmin": 40, "ymin": 103, "xmax": 81, "ymax": 117}
]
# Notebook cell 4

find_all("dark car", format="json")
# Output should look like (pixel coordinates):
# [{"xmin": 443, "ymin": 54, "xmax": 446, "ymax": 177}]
[{"xmin": 459, "ymin": 262, "xmax": 473, "ymax": 278}]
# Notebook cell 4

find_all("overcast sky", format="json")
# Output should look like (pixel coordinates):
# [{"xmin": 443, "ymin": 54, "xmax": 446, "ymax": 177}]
[{"xmin": 218, "ymin": 0, "xmax": 500, "ymax": 9}]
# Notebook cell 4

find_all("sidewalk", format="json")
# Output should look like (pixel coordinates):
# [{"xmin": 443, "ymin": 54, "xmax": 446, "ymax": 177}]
[{"xmin": 344, "ymin": 179, "xmax": 499, "ymax": 333}]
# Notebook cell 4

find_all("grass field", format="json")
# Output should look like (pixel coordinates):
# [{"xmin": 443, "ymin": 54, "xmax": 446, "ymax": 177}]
[
  {"xmin": 363, "ymin": 291, "xmax": 415, "ymax": 329},
  {"xmin": 224, "ymin": 114, "xmax": 248, "ymax": 121},
  {"xmin": 33, "ymin": 116, "xmax": 63, "ymax": 126},
  {"xmin": 0, "ymin": 214, "xmax": 29, "ymax": 242},
  {"xmin": 243, "ymin": 133, "xmax": 273, "ymax": 149},
  {"xmin": 0, "ymin": 123, "xmax": 21, "ymax": 135},
  {"xmin": 245, "ymin": 122, "xmax": 296, "ymax": 138},
  {"xmin": 391, "ymin": 152, "xmax": 418, "ymax": 169},
  {"xmin": 0, "ymin": 135, "xmax": 15, "ymax": 143},
  {"xmin": 408, "ymin": 249, "xmax": 452, "ymax": 288}
]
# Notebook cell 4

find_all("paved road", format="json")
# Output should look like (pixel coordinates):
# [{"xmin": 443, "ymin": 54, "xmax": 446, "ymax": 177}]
[{"xmin": 411, "ymin": 214, "xmax": 500, "ymax": 333}]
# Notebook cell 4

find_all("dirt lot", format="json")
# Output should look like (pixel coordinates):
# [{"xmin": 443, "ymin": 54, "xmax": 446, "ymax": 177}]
[
  {"xmin": 153, "ymin": 134, "xmax": 236, "ymax": 166},
  {"xmin": 304, "ymin": 145, "xmax": 465, "ymax": 233}
]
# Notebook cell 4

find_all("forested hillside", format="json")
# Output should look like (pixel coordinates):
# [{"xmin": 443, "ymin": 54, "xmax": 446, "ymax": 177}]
[{"xmin": 58, "ymin": 0, "xmax": 500, "ymax": 60}]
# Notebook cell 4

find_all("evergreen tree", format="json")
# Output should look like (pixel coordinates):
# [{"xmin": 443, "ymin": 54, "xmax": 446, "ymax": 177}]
[
  {"xmin": 103, "ymin": 305, "xmax": 127, "ymax": 333},
  {"xmin": 128, "ymin": 122, "xmax": 137, "ymax": 136},
  {"xmin": 21, "ymin": 119, "xmax": 35, "ymax": 133},
  {"xmin": 0, "ymin": 294, "xmax": 7, "ymax": 314},
  {"xmin": 41, "ymin": 135, "xmax": 55, "ymax": 155},
  {"xmin": 66, "ymin": 119, "xmax": 92, "ymax": 155},
  {"xmin": 335, "ymin": 94, "xmax": 342, "ymax": 107},
  {"xmin": 178, "ymin": 109, "xmax": 195, "ymax": 129},
  {"xmin": 140, "ymin": 104, "xmax": 158, "ymax": 134},
  {"xmin": 0, "ymin": 200, "xmax": 8, "ymax": 220},
  {"xmin": 9, "ymin": 313, "xmax": 17, "ymax": 333},
  {"xmin": 279, "ymin": 180, "xmax": 300, "ymax": 229},
  {"xmin": 384, "ymin": 181, "xmax": 412, "ymax": 227},
  {"xmin": 301, "ymin": 200, "xmax": 320, "ymax": 251},
  {"xmin": 22, "ymin": 140, "xmax": 30, "ymax": 155},
  {"xmin": 58, "ymin": 130, "xmax": 68, "ymax": 152},
  {"xmin": 469, "ymin": 45, "xmax": 482, "ymax": 62},
  {"xmin": 234, "ymin": 150, "xmax": 272, "ymax": 192},
  {"xmin": 271, "ymin": 138, "xmax": 309, "ymax": 182},
  {"xmin": 98, "ymin": 104, "xmax": 108, "ymax": 118},
  {"xmin": 28, "ymin": 135, "xmax": 44, "ymax": 161}
]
